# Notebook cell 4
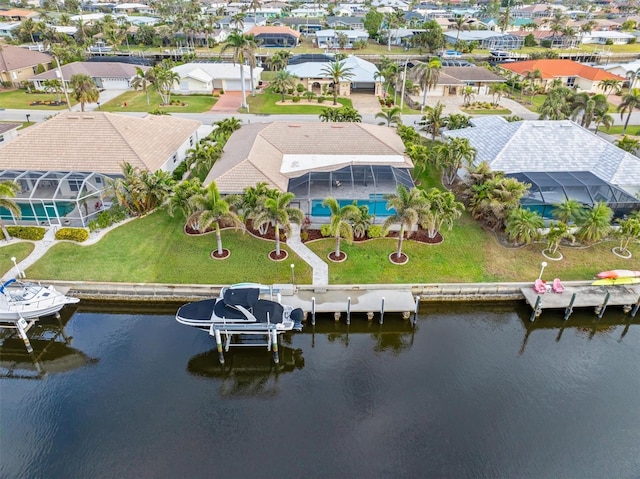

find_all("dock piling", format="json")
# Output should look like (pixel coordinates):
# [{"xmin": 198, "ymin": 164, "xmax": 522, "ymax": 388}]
[
  {"xmin": 16, "ymin": 317, "xmax": 33, "ymax": 354},
  {"xmin": 346, "ymin": 297, "xmax": 351, "ymax": 325},
  {"xmin": 380, "ymin": 297, "xmax": 385, "ymax": 325},
  {"xmin": 530, "ymin": 295, "xmax": 542, "ymax": 322},
  {"xmin": 564, "ymin": 293, "xmax": 577, "ymax": 320},
  {"xmin": 271, "ymin": 329, "xmax": 279, "ymax": 364},
  {"xmin": 596, "ymin": 292, "xmax": 611, "ymax": 319},
  {"xmin": 413, "ymin": 296, "xmax": 420, "ymax": 326},
  {"xmin": 631, "ymin": 296, "xmax": 640, "ymax": 317},
  {"xmin": 214, "ymin": 328, "xmax": 224, "ymax": 365}
]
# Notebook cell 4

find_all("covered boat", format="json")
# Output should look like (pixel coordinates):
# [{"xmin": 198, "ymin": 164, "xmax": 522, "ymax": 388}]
[{"xmin": 0, "ymin": 279, "xmax": 80, "ymax": 321}]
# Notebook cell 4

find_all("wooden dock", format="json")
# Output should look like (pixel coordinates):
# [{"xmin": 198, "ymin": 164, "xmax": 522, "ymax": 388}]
[{"xmin": 521, "ymin": 284, "xmax": 640, "ymax": 321}]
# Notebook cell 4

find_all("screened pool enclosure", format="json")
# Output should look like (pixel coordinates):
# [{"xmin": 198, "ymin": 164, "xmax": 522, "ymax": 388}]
[
  {"xmin": 287, "ymin": 165, "xmax": 415, "ymax": 221},
  {"xmin": 507, "ymin": 171, "xmax": 640, "ymax": 219},
  {"xmin": 0, "ymin": 170, "xmax": 110, "ymax": 227}
]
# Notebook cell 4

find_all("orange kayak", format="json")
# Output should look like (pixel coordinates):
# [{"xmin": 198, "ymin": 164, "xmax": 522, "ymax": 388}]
[{"xmin": 597, "ymin": 270, "xmax": 640, "ymax": 279}]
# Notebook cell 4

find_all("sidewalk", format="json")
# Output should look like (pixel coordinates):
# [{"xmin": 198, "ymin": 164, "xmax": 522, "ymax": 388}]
[{"xmin": 287, "ymin": 224, "xmax": 329, "ymax": 287}]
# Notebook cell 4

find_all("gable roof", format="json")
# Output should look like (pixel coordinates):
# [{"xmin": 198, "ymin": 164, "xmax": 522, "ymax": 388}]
[
  {"xmin": 442, "ymin": 119, "xmax": 640, "ymax": 189},
  {"xmin": 30, "ymin": 61, "xmax": 148, "ymax": 81},
  {"xmin": 205, "ymin": 122, "xmax": 412, "ymax": 193},
  {"xmin": 443, "ymin": 66, "xmax": 505, "ymax": 83},
  {"xmin": 500, "ymin": 59, "xmax": 625, "ymax": 81},
  {"xmin": 0, "ymin": 112, "xmax": 201, "ymax": 175},
  {"xmin": 0, "ymin": 45, "xmax": 52, "ymax": 72},
  {"xmin": 248, "ymin": 26, "xmax": 300, "ymax": 38},
  {"xmin": 286, "ymin": 55, "xmax": 379, "ymax": 83},
  {"xmin": 171, "ymin": 62, "xmax": 254, "ymax": 81}
]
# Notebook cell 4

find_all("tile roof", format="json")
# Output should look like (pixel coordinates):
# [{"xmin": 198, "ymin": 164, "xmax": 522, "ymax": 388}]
[
  {"xmin": 0, "ymin": 112, "xmax": 201, "ymax": 175},
  {"xmin": 30, "ymin": 61, "xmax": 148, "ymax": 81},
  {"xmin": 206, "ymin": 122, "xmax": 412, "ymax": 193},
  {"xmin": 500, "ymin": 59, "xmax": 625, "ymax": 82},
  {"xmin": 0, "ymin": 45, "xmax": 52, "ymax": 72},
  {"xmin": 443, "ymin": 66, "xmax": 505, "ymax": 83},
  {"xmin": 0, "ymin": 122, "xmax": 21, "ymax": 134},
  {"xmin": 286, "ymin": 54, "xmax": 379, "ymax": 83},
  {"xmin": 248, "ymin": 26, "xmax": 301, "ymax": 38},
  {"xmin": 443, "ymin": 119, "xmax": 640, "ymax": 189}
]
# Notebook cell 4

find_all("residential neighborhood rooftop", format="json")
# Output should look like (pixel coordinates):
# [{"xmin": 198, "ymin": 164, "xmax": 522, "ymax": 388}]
[{"xmin": 500, "ymin": 59, "xmax": 626, "ymax": 81}]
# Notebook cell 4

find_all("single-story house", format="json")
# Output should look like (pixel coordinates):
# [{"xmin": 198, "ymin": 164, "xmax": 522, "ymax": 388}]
[
  {"xmin": 443, "ymin": 117, "xmax": 640, "ymax": 215},
  {"xmin": 29, "ymin": 61, "xmax": 149, "ymax": 90},
  {"xmin": 170, "ymin": 62, "xmax": 262, "ymax": 94},
  {"xmin": 581, "ymin": 31, "xmax": 636, "ymax": 45},
  {"xmin": 0, "ymin": 122, "xmax": 20, "ymax": 144},
  {"xmin": 443, "ymin": 30, "xmax": 524, "ymax": 50},
  {"xmin": 204, "ymin": 122, "xmax": 414, "ymax": 221},
  {"xmin": 314, "ymin": 29, "xmax": 369, "ymax": 49},
  {"xmin": 410, "ymin": 65, "xmax": 505, "ymax": 97},
  {"xmin": 247, "ymin": 26, "xmax": 300, "ymax": 47},
  {"xmin": 0, "ymin": 8, "xmax": 39, "ymax": 21},
  {"xmin": 290, "ymin": 7, "xmax": 327, "ymax": 17},
  {"xmin": 0, "ymin": 112, "xmax": 201, "ymax": 227},
  {"xmin": 383, "ymin": 28, "xmax": 425, "ymax": 47},
  {"xmin": 499, "ymin": 59, "xmax": 626, "ymax": 94},
  {"xmin": 285, "ymin": 54, "xmax": 383, "ymax": 96},
  {"xmin": 112, "ymin": 3, "xmax": 155, "ymax": 14},
  {"xmin": 325, "ymin": 16, "xmax": 366, "ymax": 31},
  {"xmin": 272, "ymin": 17, "xmax": 323, "ymax": 34},
  {"xmin": 0, "ymin": 21, "xmax": 19, "ymax": 37},
  {"xmin": 598, "ymin": 60, "xmax": 640, "ymax": 88},
  {"xmin": 0, "ymin": 45, "xmax": 52, "ymax": 86}
]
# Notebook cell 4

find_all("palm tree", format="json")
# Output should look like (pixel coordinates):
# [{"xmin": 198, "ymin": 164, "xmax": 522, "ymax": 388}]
[
  {"xmin": 188, "ymin": 182, "xmax": 244, "ymax": 257},
  {"xmin": 131, "ymin": 67, "xmax": 155, "ymax": 106},
  {"xmin": 320, "ymin": 60, "xmax": 354, "ymax": 106},
  {"xmin": 221, "ymin": 32, "xmax": 252, "ymax": 109},
  {"xmin": 538, "ymin": 85, "xmax": 572, "ymax": 120},
  {"xmin": 488, "ymin": 83, "xmax": 507, "ymax": 107},
  {"xmin": 570, "ymin": 92, "xmax": 607, "ymax": 129},
  {"xmin": 108, "ymin": 163, "xmax": 175, "ymax": 216},
  {"xmin": 152, "ymin": 61, "xmax": 180, "ymax": 105},
  {"xmin": 593, "ymin": 109, "xmax": 614, "ymax": 135},
  {"xmin": 461, "ymin": 86, "xmax": 475, "ymax": 107},
  {"xmin": 384, "ymin": 10, "xmax": 404, "ymax": 51},
  {"xmin": 0, "ymin": 181, "xmax": 21, "ymax": 241},
  {"xmin": 598, "ymin": 78, "xmax": 622, "ymax": 99},
  {"xmin": 505, "ymin": 207, "xmax": 544, "ymax": 245},
  {"xmin": 375, "ymin": 107, "xmax": 402, "ymax": 127},
  {"xmin": 453, "ymin": 15, "xmax": 470, "ymax": 42},
  {"xmin": 435, "ymin": 137, "xmax": 477, "ymax": 186},
  {"xmin": 244, "ymin": 34, "xmax": 260, "ymax": 96},
  {"xmin": 615, "ymin": 136, "xmax": 639, "ymax": 154},
  {"xmin": 470, "ymin": 176, "xmax": 530, "ymax": 231},
  {"xmin": 69, "ymin": 74, "xmax": 99, "ymax": 111},
  {"xmin": 545, "ymin": 220, "xmax": 575, "ymax": 256},
  {"xmin": 322, "ymin": 197, "xmax": 359, "ymax": 259},
  {"xmin": 231, "ymin": 12, "xmax": 246, "ymax": 31},
  {"xmin": 421, "ymin": 101, "xmax": 445, "ymax": 141},
  {"xmin": 444, "ymin": 113, "xmax": 471, "ymax": 130},
  {"xmin": 42, "ymin": 78, "xmax": 63, "ymax": 103},
  {"xmin": 252, "ymin": 191, "xmax": 303, "ymax": 257},
  {"xmin": 383, "ymin": 185, "xmax": 426, "ymax": 261},
  {"xmin": 614, "ymin": 216, "xmax": 640, "ymax": 256},
  {"xmin": 270, "ymin": 70, "xmax": 298, "ymax": 102},
  {"xmin": 350, "ymin": 203, "xmax": 372, "ymax": 240},
  {"xmin": 552, "ymin": 198, "xmax": 585, "ymax": 225},
  {"xmin": 618, "ymin": 88, "xmax": 640, "ymax": 135},
  {"xmin": 626, "ymin": 68, "xmax": 640, "ymax": 90},
  {"xmin": 415, "ymin": 58, "xmax": 441, "ymax": 112},
  {"xmin": 167, "ymin": 178, "xmax": 204, "ymax": 219},
  {"xmin": 420, "ymin": 188, "xmax": 464, "ymax": 239},
  {"xmin": 576, "ymin": 202, "xmax": 612, "ymax": 244}
]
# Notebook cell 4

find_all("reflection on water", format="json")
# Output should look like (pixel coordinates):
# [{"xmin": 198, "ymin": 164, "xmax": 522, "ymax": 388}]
[
  {"xmin": 1, "ymin": 301, "xmax": 639, "ymax": 479},
  {"xmin": 0, "ymin": 306, "xmax": 97, "ymax": 379}
]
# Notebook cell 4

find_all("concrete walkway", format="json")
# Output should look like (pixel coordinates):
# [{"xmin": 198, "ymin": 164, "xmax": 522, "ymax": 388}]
[{"xmin": 287, "ymin": 224, "xmax": 329, "ymax": 287}]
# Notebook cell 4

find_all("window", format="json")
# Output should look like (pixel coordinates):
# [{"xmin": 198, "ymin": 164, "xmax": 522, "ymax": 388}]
[
  {"xmin": 173, "ymin": 154, "xmax": 178, "ymax": 163},
  {"xmin": 69, "ymin": 180, "xmax": 82, "ymax": 192},
  {"xmin": 566, "ymin": 77, "xmax": 576, "ymax": 88},
  {"xmin": 0, "ymin": 135, "xmax": 4, "ymax": 143},
  {"xmin": 189, "ymin": 136, "xmax": 194, "ymax": 146}
]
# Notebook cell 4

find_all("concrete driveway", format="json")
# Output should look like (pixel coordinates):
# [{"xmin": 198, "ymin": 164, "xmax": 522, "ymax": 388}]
[
  {"xmin": 349, "ymin": 93, "xmax": 382, "ymax": 115},
  {"xmin": 210, "ymin": 91, "xmax": 244, "ymax": 112}
]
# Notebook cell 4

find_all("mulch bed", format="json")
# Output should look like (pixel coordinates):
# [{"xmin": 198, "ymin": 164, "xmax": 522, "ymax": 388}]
[{"xmin": 211, "ymin": 249, "xmax": 230, "ymax": 259}]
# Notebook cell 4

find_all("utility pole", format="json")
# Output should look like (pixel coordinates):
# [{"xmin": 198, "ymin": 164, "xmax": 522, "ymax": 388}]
[
  {"xmin": 399, "ymin": 58, "xmax": 408, "ymax": 111},
  {"xmin": 53, "ymin": 55, "xmax": 72, "ymax": 112}
]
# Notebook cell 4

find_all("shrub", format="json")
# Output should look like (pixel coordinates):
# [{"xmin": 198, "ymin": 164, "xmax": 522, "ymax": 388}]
[
  {"xmin": 109, "ymin": 205, "xmax": 127, "ymax": 223},
  {"xmin": 292, "ymin": 96, "xmax": 301, "ymax": 102},
  {"xmin": 605, "ymin": 39, "xmax": 613, "ymax": 45},
  {"xmin": 88, "ymin": 220, "xmax": 99, "ymax": 232},
  {"xmin": 320, "ymin": 224, "xmax": 332, "ymax": 237},
  {"xmin": 296, "ymin": 83, "xmax": 305, "ymax": 93},
  {"xmin": 367, "ymin": 225, "xmax": 386, "ymax": 239},
  {"xmin": 97, "ymin": 211, "xmax": 113, "ymax": 229},
  {"xmin": 219, "ymin": 89, "xmax": 224, "ymax": 94},
  {"xmin": 317, "ymin": 96, "xmax": 326, "ymax": 103},
  {"xmin": 55, "ymin": 227, "xmax": 89, "ymax": 242},
  {"xmin": 3, "ymin": 226, "xmax": 46, "ymax": 241},
  {"xmin": 300, "ymin": 231, "xmax": 309, "ymax": 241},
  {"xmin": 172, "ymin": 161, "xmax": 188, "ymax": 181}
]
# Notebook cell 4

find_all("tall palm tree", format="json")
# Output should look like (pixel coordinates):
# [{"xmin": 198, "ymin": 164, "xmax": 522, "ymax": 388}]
[
  {"xmin": 545, "ymin": 220, "xmax": 575, "ymax": 256},
  {"xmin": 375, "ymin": 107, "xmax": 402, "ymax": 127},
  {"xmin": 221, "ymin": 32, "xmax": 252, "ymax": 109},
  {"xmin": 153, "ymin": 60, "xmax": 180, "ymax": 105},
  {"xmin": 577, "ymin": 202, "xmax": 612, "ymax": 244},
  {"xmin": 453, "ymin": 15, "xmax": 470, "ymax": 42},
  {"xmin": 552, "ymin": 198, "xmax": 585, "ymax": 225},
  {"xmin": 415, "ymin": 57, "xmax": 441, "ymax": 112},
  {"xmin": 0, "ymin": 181, "xmax": 21, "ymax": 241},
  {"xmin": 488, "ymin": 83, "xmax": 507, "ymax": 107},
  {"xmin": 593, "ymin": 109, "xmax": 614, "ymax": 135},
  {"xmin": 167, "ymin": 178, "xmax": 204, "ymax": 219},
  {"xmin": 505, "ymin": 207, "xmax": 544, "ymax": 245},
  {"xmin": 323, "ymin": 197, "xmax": 359, "ymax": 258},
  {"xmin": 320, "ymin": 60, "xmax": 354, "ymax": 106},
  {"xmin": 384, "ymin": 10, "xmax": 404, "ymax": 51},
  {"xmin": 625, "ymin": 68, "xmax": 640, "ymax": 90},
  {"xmin": 615, "ymin": 216, "xmax": 640, "ymax": 255},
  {"xmin": 420, "ymin": 188, "xmax": 464, "ymax": 239},
  {"xmin": 131, "ymin": 67, "xmax": 155, "ymax": 106},
  {"xmin": 383, "ymin": 185, "xmax": 426, "ymax": 260},
  {"xmin": 470, "ymin": 176, "xmax": 529, "ymax": 231},
  {"xmin": 252, "ymin": 191, "xmax": 303, "ymax": 257},
  {"xmin": 421, "ymin": 101, "xmax": 445, "ymax": 141},
  {"xmin": 69, "ymin": 74, "xmax": 99, "ymax": 111},
  {"xmin": 570, "ymin": 92, "xmax": 607, "ymax": 129},
  {"xmin": 244, "ymin": 34, "xmax": 261, "ymax": 96},
  {"xmin": 270, "ymin": 70, "xmax": 298, "ymax": 102},
  {"xmin": 615, "ymin": 135, "xmax": 640, "ymax": 154},
  {"xmin": 598, "ymin": 78, "xmax": 621, "ymax": 99},
  {"xmin": 350, "ymin": 203, "xmax": 372, "ymax": 240},
  {"xmin": 435, "ymin": 137, "xmax": 477, "ymax": 186},
  {"xmin": 618, "ymin": 88, "xmax": 640, "ymax": 135},
  {"xmin": 189, "ymin": 182, "xmax": 244, "ymax": 256}
]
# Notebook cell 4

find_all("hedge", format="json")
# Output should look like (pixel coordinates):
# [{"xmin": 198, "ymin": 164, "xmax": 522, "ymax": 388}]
[
  {"xmin": 2, "ymin": 226, "xmax": 46, "ymax": 241},
  {"xmin": 55, "ymin": 227, "xmax": 89, "ymax": 242}
]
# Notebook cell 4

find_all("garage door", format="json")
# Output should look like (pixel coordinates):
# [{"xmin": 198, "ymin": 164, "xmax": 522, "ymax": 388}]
[
  {"xmin": 101, "ymin": 78, "xmax": 130, "ymax": 89},
  {"xmin": 223, "ymin": 80, "xmax": 245, "ymax": 92}
]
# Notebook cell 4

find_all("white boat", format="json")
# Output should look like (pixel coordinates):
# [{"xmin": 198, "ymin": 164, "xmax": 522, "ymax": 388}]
[
  {"xmin": 0, "ymin": 279, "xmax": 80, "ymax": 321},
  {"xmin": 176, "ymin": 284, "xmax": 303, "ymax": 333}
]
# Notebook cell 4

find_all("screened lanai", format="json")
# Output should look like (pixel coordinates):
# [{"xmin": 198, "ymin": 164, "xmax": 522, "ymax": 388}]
[
  {"xmin": 287, "ymin": 165, "xmax": 415, "ymax": 221},
  {"xmin": 508, "ymin": 171, "xmax": 640, "ymax": 219},
  {"xmin": 0, "ymin": 170, "xmax": 110, "ymax": 227}
]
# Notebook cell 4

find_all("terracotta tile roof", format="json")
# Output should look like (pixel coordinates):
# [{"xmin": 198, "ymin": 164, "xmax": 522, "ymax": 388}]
[
  {"xmin": 0, "ymin": 45, "xmax": 52, "ymax": 72},
  {"xmin": 500, "ymin": 59, "xmax": 625, "ymax": 82},
  {"xmin": 0, "ymin": 112, "xmax": 201, "ymax": 175},
  {"xmin": 248, "ymin": 26, "xmax": 301, "ymax": 38},
  {"xmin": 0, "ymin": 8, "xmax": 38, "ymax": 18},
  {"xmin": 205, "ymin": 122, "xmax": 412, "ymax": 193}
]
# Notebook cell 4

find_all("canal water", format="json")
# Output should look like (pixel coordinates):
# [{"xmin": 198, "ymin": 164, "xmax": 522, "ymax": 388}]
[{"xmin": 1, "ymin": 301, "xmax": 639, "ymax": 479}]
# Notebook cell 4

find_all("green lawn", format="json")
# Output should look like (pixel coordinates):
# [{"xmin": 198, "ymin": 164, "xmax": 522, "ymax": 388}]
[
  {"xmin": 246, "ymin": 91, "xmax": 353, "ymax": 114},
  {"xmin": 602, "ymin": 125, "xmax": 640, "ymax": 136},
  {"xmin": 0, "ymin": 89, "xmax": 77, "ymax": 110},
  {"xmin": 24, "ymin": 210, "xmax": 312, "ymax": 285},
  {"xmin": 461, "ymin": 108, "xmax": 512, "ymax": 115},
  {"xmin": 100, "ymin": 89, "xmax": 216, "ymax": 113},
  {"xmin": 0, "ymin": 242, "xmax": 35, "ymax": 278}
]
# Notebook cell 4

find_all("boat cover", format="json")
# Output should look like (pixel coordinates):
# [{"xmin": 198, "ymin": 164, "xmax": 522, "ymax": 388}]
[
  {"xmin": 178, "ymin": 299, "xmax": 219, "ymax": 321},
  {"xmin": 213, "ymin": 299, "xmax": 249, "ymax": 320},
  {"xmin": 253, "ymin": 300, "xmax": 284, "ymax": 323},
  {"xmin": 223, "ymin": 288, "xmax": 260, "ymax": 308}
]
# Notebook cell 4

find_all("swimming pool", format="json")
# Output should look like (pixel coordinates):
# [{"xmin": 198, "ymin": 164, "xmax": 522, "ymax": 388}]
[
  {"xmin": 0, "ymin": 202, "xmax": 76, "ymax": 222},
  {"xmin": 311, "ymin": 196, "xmax": 395, "ymax": 217}
]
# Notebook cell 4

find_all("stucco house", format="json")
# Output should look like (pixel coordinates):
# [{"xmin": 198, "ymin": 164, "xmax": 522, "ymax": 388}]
[
  {"xmin": 314, "ymin": 29, "xmax": 369, "ymax": 49},
  {"xmin": 499, "ymin": 59, "xmax": 626, "ymax": 94},
  {"xmin": 0, "ymin": 112, "xmax": 201, "ymax": 227},
  {"xmin": 29, "ymin": 61, "xmax": 148, "ymax": 90},
  {"xmin": 204, "ymin": 122, "xmax": 414, "ymax": 221},
  {"xmin": 247, "ymin": 26, "xmax": 300, "ymax": 47},
  {"xmin": 0, "ymin": 45, "xmax": 52, "ymax": 86},
  {"xmin": 285, "ymin": 55, "xmax": 383, "ymax": 96},
  {"xmin": 170, "ymin": 62, "xmax": 262, "ymax": 94}
]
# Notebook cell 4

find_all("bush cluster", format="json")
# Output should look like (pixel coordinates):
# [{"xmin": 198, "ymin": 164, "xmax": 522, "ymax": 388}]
[
  {"xmin": 1, "ymin": 226, "xmax": 46, "ymax": 241},
  {"xmin": 55, "ymin": 227, "xmax": 89, "ymax": 242},
  {"xmin": 87, "ymin": 204, "xmax": 127, "ymax": 232},
  {"xmin": 320, "ymin": 224, "xmax": 332, "ymax": 237},
  {"xmin": 367, "ymin": 225, "xmax": 386, "ymax": 239}
]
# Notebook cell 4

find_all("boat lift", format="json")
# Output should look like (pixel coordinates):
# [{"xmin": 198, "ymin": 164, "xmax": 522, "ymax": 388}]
[{"xmin": 212, "ymin": 322, "xmax": 281, "ymax": 365}]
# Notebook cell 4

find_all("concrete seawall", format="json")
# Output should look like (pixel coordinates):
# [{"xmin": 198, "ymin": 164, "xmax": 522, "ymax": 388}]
[{"xmin": 45, "ymin": 280, "xmax": 597, "ymax": 304}]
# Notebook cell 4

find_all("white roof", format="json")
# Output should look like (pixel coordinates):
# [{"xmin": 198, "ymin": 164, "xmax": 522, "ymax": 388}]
[
  {"xmin": 172, "ymin": 62, "xmax": 257, "ymax": 80},
  {"xmin": 443, "ymin": 119, "xmax": 640, "ymax": 189},
  {"xmin": 584, "ymin": 31, "xmax": 635, "ymax": 39},
  {"xmin": 285, "ymin": 55, "xmax": 379, "ymax": 83},
  {"xmin": 281, "ymin": 154, "xmax": 406, "ymax": 174},
  {"xmin": 315, "ymin": 29, "xmax": 369, "ymax": 39}
]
